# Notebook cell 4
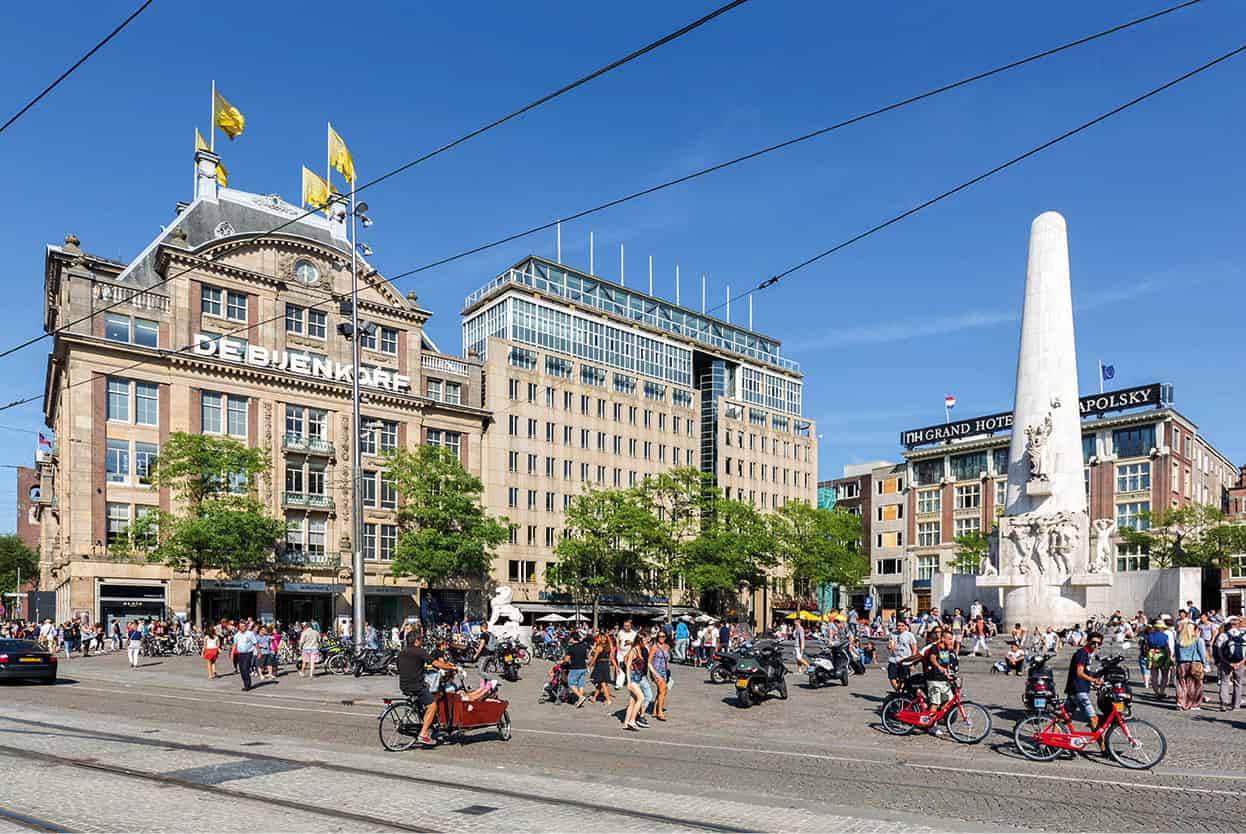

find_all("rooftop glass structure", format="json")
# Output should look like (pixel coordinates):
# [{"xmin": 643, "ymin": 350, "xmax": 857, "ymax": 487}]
[{"xmin": 464, "ymin": 257, "xmax": 800, "ymax": 374}]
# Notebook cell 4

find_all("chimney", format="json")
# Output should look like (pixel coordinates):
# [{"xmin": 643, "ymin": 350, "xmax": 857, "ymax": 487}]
[{"xmin": 194, "ymin": 147, "xmax": 221, "ymax": 203}]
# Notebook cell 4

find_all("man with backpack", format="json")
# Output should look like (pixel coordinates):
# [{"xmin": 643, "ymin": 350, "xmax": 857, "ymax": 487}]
[{"xmin": 1213, "ymin": 616, "xmax": 1246, "ymax": 711}]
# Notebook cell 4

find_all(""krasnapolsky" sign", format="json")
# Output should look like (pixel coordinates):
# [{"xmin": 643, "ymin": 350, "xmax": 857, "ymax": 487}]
[
  {"xmin": 900, "ymin": 383, "xmax": 1164, "ymax": 447},
  {"xmin": 192, "ymin": 333, "xmax": 412, "ymax": 392}
]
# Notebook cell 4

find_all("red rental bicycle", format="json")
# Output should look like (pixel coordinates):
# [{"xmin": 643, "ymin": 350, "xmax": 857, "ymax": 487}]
[
  {"xmin": 880, "ymin": 674, "xmax": 991, "ymax": 743},
  {"xmin": 1013, "ymin": 693, "xmax": 1166, "ymax": 769}
]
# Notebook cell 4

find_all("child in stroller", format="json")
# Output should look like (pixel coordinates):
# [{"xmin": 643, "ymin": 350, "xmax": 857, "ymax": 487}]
[{"xmin": 539, "ymin": 661, "xmax": 574, "ymax": 704}]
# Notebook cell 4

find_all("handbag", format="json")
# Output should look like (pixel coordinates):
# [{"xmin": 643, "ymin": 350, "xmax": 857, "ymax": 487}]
[{"xmin": 1189, "ymin": 660, "xmax": 1205, "ymax": 680}]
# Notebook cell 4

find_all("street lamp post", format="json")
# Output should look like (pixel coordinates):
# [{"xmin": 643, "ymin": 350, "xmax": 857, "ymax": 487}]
[{"xmin": 339, "ymin": 190, "xmax": 373, "ymax": 650}]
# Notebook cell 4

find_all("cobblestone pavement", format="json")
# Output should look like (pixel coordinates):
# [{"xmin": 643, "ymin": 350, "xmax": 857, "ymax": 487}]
[{"xmin": 3, "ymin": 646, "xmax": 1245, "ymax": 831}]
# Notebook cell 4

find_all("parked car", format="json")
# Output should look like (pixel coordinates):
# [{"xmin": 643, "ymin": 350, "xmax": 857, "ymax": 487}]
[{"xmin": 0, "ymin": 639, "xmax": 57, "ymax": 684}]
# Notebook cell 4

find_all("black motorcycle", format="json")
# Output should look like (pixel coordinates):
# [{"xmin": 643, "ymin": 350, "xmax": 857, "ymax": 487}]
[
  {"xmin": 352, "ymin": 646, "xmax": 398, "ymax": 677},
  {"xmin": 1022, "ymin": 652, "xmax": 1057, "ymax": 714},
  {"xmin": 482, "ymin": 640, "xmax": 521, "ymax": 682},
  {"xmin": 806, "ymin": 639, "xmax": 856, "ymax": 687},
  {"xmin": 734, "ymin": 641, "xmax": 788, "ymax": 707},
  {"xmin": 708, "ymin": 644, "xmax": 745, "ymax": 684}
]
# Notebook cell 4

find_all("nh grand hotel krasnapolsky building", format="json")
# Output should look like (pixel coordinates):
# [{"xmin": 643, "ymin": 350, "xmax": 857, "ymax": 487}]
[{"xmin": 27, "ymin": 147, "xmax": 816, "ymax": 630}]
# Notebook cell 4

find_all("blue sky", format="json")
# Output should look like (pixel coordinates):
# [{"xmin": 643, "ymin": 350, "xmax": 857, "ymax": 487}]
[{"xmin": 2, "ymin": 0, "xmax": 1243, "ymax": 531}]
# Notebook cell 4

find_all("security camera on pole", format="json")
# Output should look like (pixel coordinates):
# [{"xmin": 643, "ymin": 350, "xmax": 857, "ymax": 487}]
[{"xmin": 327, "ymin": 123, "xmax": 370, "ymax": 649}]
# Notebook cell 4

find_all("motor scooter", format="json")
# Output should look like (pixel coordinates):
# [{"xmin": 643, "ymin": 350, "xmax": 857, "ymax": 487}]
[
  {"xmin": 734, "ymin": 641, "xmax": 788, "ymax": 707},
  {"xmin": 807, "ymin": 639, "xmax": 853, "ymax": 687}
]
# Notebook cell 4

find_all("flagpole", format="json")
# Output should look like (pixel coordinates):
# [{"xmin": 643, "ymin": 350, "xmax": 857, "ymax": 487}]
[
  {"xmin": 348, "ymin": 170, "xmax": 365, "ymax": 651},
  {"xmin": 210, "ymin": 80, "xmax": 215, "ymax": 153},
  {"xmin": 326, "ymin": 122, "xmax": 332, "ymax": 203},
  {"xmin": 945, "ymin": 402, "xmax": 950, "ymax": 424},
  {"xmin": 1098, "ymin": 360, "xmax": 1104, "ymax": 394}
]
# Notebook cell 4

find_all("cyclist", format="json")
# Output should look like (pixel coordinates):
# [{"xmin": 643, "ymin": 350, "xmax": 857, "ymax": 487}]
[
  {"xmin": 922, "ymin": 630, "xmax": 959, "ymax": 733},
  {"xmin": 398, "ymin": 633, "xmax": 458, "ymax": 747},
  {"xmin": 1064, "ymin": 631, "xmax": 1105, "ymax": 749}
]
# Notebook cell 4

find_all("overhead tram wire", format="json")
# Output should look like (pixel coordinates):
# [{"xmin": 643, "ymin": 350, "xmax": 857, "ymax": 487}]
[
  {"xmin": 0, "ymin": 0, "xmax": 752, "ymax": 362},
  {"xmin": 0, "ymin": 3, "xmax": 1210, "ymax": 415},
  {"xmin": 385, "ymin": 0, "xmax": 1205, "ymax": 282},
  {"xmin": 703, "ymin": 41, "xmax": 1246, "ymax": 318},
  {"xmin": 0, "ymin": 0, "xmax": 155, "ymax": 136}
]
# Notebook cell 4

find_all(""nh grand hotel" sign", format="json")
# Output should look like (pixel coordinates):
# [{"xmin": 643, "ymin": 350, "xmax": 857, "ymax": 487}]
[
  {"xmin": 900, "ymin": 383, "xmax": 1166, "ymax": 448},
  {"xmin": 193, "ymin": 333, "xmax": 412, "ymax": 392}
]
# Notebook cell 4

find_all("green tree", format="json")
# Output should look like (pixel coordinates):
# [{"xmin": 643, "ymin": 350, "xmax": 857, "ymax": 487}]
[
  {"xmin": 684, "ymin": 498, "xmax": 778, "ymax": 616},
  {"xmin": 385, "ymin": 444, "xmax": 509, "ymax": 587},
  {"xmin": 1120, "ymin": 504, "xmax": 1246, "ymax": 568},
  {"xmin": 634, "ymin": 467, "xmax": 716, "ymax": 622},
  {"xmin": 774, "ymin": 503, "xmax": 866, "ymax": 590},
  {"xmin": 950, "ymin": 531, "xmax": 990, "ymax": 574},
  {"xmin": 547, "ymin": 488, "xmax": 649, "ymax": 628},
  {"xmin": 0, "ymin": 535, "xmax": 38, "ymax": 604},
  {"xmin": 114, "ymin": 433, "xmax": 286, "ymax": 620}
]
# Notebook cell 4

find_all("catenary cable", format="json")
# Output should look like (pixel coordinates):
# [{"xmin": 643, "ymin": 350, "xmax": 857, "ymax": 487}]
[
  {"xmin": 0, "ymin": 0, "xmax": 751, "ymax": 361},
  {"xmin": 385, "ymin": 0, "xmax": 1206, "ymax": 283},
  {"xmin": 0, "ymin": 2, "xmax": 1218, "ymax": 410},
  {"xmin": 701, "ymin": 41, "xmax": 1246, "ymax": 317},
  {"xmin": 0, "ymin": 0, "xmax": 155, "ymax": 136}
]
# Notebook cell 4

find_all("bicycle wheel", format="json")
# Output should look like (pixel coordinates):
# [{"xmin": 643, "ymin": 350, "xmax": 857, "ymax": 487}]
[
  {"xmin": 945, "ymin": 701, "xmax": 991, "ymax": 744},
  {"xmin": 880, "ymin": 696, "xmax": 916, "ymax": 735},
  {"xmin": 1106, "ymin": 718, "xmax": 1167, "ymax": 770},
  {"xmin": 327, "ymin": 653, "xmax": 350, "ymax": 675},
  {"xmin": 1013, "ymin": 714, "xmax": 1069, "ymax": 761},
  {"xmin": 378, "ymin": 703, "xmax": 419, "ymax": 752}
]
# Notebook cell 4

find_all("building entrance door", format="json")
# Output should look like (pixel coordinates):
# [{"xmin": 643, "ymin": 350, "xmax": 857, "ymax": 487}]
[
  {"xmin": 914, "ymin": 590, "xmax": 932, "ymax": 614},
  {"xmin": 276, "ymin": 593, "xmax": 333, "ymax": 631}
]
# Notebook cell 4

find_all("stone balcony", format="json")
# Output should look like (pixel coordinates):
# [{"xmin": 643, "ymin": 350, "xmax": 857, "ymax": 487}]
[
  {"xmin": 276, "ymin": 549, "xmax": 339, "ymax": 567},
  {"xmin": 282, "ymin": 492, "xmax": 335, "ymax": 511},
  {"xmin": 282, "ymin": 434, "xmax": 334, "ymax": 456}
]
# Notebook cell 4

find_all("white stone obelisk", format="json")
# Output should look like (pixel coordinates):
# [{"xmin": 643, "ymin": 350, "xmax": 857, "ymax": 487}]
[
  {"xmin": 989, "ymin": 211, "xmax": 1094, "ymax": 627},
  {"xmin": 1004, "ymin": 211, "xmax": 1085, "ymax": 518}
]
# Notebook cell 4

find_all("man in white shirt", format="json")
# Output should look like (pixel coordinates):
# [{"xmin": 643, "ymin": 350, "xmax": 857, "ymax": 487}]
[{"xmin": 886, "ymin": 620, "xmax": 919, "ymax": 691}]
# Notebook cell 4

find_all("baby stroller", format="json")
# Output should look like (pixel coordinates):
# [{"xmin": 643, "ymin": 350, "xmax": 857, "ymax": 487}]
[{"xmin": 539, "ymin": 662, "xmax": 574, "ymax": 704}]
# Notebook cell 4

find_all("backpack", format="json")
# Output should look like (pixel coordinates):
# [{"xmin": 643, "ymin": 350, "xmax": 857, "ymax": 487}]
[
  {"xmin": 1223, "ymin": 634, "xmax": 1246, "ymax": 665},
  {"xmin": 1145, "ymin": 630, "xmax": 1168, "ymax": 650}
]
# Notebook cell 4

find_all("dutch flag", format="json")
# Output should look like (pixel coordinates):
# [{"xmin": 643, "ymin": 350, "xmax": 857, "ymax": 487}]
[{"xmin": 944, "ymin": 395, "xmax": 956, "ymax": 409}]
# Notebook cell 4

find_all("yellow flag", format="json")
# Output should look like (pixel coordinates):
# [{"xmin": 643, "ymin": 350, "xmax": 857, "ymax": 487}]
[
  {"xmin": 195, "ymin": 128, "xmax": 209, "ymax": 151},
  {"xmin": 328, "ymin": 124, "xmax": 355, "ymax": 184},
  {"xmin": 302, "ymin": 166, "xmax": 331, "ymax": 212},
  {"xmin": 213, "ymin": 89, "xmax": 245, "ymax": 140},
  {"xmin": 215, "ymin": 160, "xmax": 228, "ymax": 188}
]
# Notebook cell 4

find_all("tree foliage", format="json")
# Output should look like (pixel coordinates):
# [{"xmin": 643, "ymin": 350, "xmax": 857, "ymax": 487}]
[
  {"xmin": 774, "ymin": 503, "xmax": 866, "ymax": 589},
  {"xmin": 684, "ymin": 498, "xmax": 778, "ymax": 598},
  {"xmin": 0, "ymin": 535, "xmax": 38, "ymax": 600},
  {"xmin": 1121, "ymin": 504, "xmax": 1246, "ymax": 569},
  {"xmin": 633, "ymin": 467, "xmax": 715, "ymax": 621},
  {"xmin": 385, "ymin": 444, "xmax": 509, "ymax": 587},
  {"xmin": 546, "ymin": 487, "xmax": 651, "ymax": 628},
  {"xmin": 950, "ymin": 531, "xmax": 990, "ymax": 574},
  {"xmin": 113, "ymin": 432, "xmax": 286, "ymax": 578}
]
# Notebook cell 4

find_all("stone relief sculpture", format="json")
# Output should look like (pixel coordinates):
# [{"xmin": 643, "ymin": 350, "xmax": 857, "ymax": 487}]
[
  {"xmin": 1048, "ymin": 516, "xmax": 1078, "ymax": 575},
  {"xmin": 979, "ymin": 553, "xmax": 998, "ymax": 576},
  {"xmin": 1090, "ymin": 518, "xmax": 1117, "ymax": 573},
  {"xmin": 1006, "ymin": 523, "xmax": 1035, "ymax": 575},
  {"xmin": 1024, "ymin": 413, "xmax": 1054, "ymax": 481},
  {"xmin": 488, "ymin": 586, "xmax": 523, "ymax": 643}
]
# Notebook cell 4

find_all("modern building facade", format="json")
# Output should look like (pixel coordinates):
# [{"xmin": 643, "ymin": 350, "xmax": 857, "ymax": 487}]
[
  {"xmin": 462, "ymin": 256, "xmax": 817, "ymax": 617},
  {"xmin": 34, "ymin": 148, "xmax": 489, "ymax": 630}
]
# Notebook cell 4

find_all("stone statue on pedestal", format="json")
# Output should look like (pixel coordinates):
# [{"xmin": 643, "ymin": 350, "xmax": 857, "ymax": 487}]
[
  {"xmin": 1024, "ymin": 413, "xmax": 1054, "ymax": 481},
  {"xmin": 1090, "ymin": 518, "xmax": 1117, "ymax": 573},
  {"xmin": 488, "ymin": 586, "xmax": 523, "ymax": 643}
]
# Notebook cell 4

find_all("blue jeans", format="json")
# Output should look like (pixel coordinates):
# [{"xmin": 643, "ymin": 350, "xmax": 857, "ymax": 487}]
[
  {"xmin": 674, "ymin": 639, "xmax": 688, "ymax": 662},
  {"xmin": 567, "ymin": 668, "xmax": 587, "ymax": 690}
]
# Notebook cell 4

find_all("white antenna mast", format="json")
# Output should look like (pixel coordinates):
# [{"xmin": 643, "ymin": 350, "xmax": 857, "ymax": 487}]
[
  {"xmin": 556, "ymin": 221, "xmax": 561, "ymax": 263},
  {"xmin": 620, "ymin": 243, "xmax": 625, "ymax": 286},
  {"xmin": 589, "ymin": 232, "xmax": 594, "ymax": 274},
  {"xmin": 726, "ymin": 285, "xmax": 732, "ymax": 324},
  {"xmin": 675, "ymin": 265, "xmax": 681, "ymax": 305},
  {"xmin": 701, "ymin": 274, "xmax": 707, "ymax": 313},
  {"xmin": 648, "ymin": 256, "xmax": 653, "ymax": 295}
]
